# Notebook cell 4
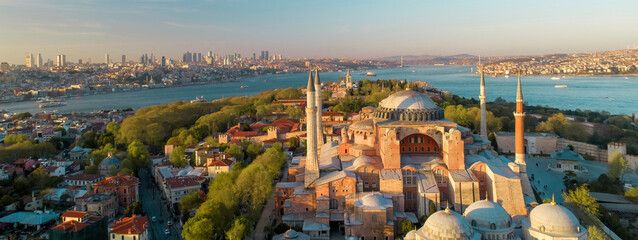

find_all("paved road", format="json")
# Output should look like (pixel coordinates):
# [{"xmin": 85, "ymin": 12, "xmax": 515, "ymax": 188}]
[{"xmin": 139, "ymin": 169, "xmax": 183, "ymax": 240}]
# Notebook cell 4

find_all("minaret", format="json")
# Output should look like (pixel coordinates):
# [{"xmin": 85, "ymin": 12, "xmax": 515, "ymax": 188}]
[
  {"xmin": 314, "ymin": 70, "xmax": 324, "ymax": 147},
  {"xmin": 479, "ymin": 66, "xmax": 488, "ymax": 140},
  {"xmin": 305, "ymin": 71, "xmax": 319, "ymax": 188},
  {"xmin": 514, "ymin": 71, "xmax": 526, "ymax": 171}
]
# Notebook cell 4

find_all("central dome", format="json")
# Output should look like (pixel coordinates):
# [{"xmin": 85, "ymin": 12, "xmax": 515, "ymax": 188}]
[{"xmin": 373, "ymin": 90, "xmax": 444, "ymax": 122}]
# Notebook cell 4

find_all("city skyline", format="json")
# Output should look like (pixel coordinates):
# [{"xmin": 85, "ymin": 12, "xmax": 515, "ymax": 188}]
[{"xmin": 2, "ymin": 0, "xmax": 638, "ymax": 64}]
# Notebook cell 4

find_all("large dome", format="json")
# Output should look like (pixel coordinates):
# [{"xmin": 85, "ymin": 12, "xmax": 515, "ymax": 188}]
[
  {"xmin": 529, "ymin": 202, "xmax": 582, "ymax": 235},
  {"xmin": 419, "ymin": 208, "xmax": 479, "ymax": 240},
  {"xmin": 373, "ymin": 90, "xmax": 444, "ymax": 122},
  {"xmin": 463, "ymin": 200, "xmax": 513, "ymax": 230}
]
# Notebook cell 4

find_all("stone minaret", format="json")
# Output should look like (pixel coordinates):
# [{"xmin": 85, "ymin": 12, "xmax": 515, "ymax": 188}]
[
  {"xmin": 314, "ymin": 70, "xmax": 324, "ymax": 147},
  {"xmin": 479, "ymin": 66, "xmax": 488, "ymax": 141},
  {"xmin": 514, "ymin": 71, "xmax": 526, "ymax": 172},
  {"xmin": 305, "ymin": 71, "xmax": 319, "ymax": 188}
]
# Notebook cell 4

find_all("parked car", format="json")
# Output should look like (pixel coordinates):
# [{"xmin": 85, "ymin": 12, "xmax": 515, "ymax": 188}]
[
  {"xmin": 167, "ymin": 221, "xmax": 173, "ymax": 226},
  {"xmin": 151, "ymin": 216, "xmax": 157, "ymax": 222},
  {"xmin": 164, "ymin": 229, "xmax": 170, "ymax": 235}
]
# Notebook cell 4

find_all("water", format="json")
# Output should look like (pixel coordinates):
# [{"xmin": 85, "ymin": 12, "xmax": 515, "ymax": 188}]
[{"xmin": 0, "ymin": 66, "xmax": 636, "ymax": 115}]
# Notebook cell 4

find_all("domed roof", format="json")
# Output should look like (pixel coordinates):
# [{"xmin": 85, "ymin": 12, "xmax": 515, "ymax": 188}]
[
  {"xmin": 349, "ymin": 119, "xmax": 374, "ymax": 131},
  {"xmin": 379, "ymin": 90, "xmax": 440, "ymax": 111},
  {"xmin": 419, "ymin": 208, "xmax": 478, "ymax": 240},
  {"xmin": 355, "ymin": 193, "xmax": 393, "ymax": 210},
  {"xmin": 463, "ymin": 200, "xmax": 512, "ymax": 230},
  {"xmin": 373, "ymin": 90, "xmax": 444, "ymax": 122},
  {"xmin": 529, "ymin": 202, "xmax": 583, "ymax": 235},
  {"xmin": 99, "ymin": 152, "xmax": 120, "ymax": 167},
  {"xmin": 347, "ymin": 155, "xmax": 382, "ymax": 171},
  {"xmin": 283, "ymin": 229, "xmax": 298, "ymax": 238},
  {"xmin": 405, "ymin": 230, "xmax": 417, "ymax": 240}
]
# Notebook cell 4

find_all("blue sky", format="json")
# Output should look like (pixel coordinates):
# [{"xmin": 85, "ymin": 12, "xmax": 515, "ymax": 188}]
[{"xmin": 1, "ymin": 0, "xmax": 638, "ymax": 64}]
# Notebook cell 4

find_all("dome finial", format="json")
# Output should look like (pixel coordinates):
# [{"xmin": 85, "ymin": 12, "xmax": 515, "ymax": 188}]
[
  {"xmin": 445, "ymin": 202, "xmax": 450, "ymax": 213},
  {"xmin": 551, "ymin": 194, "xmax": 556, "ymax": 205}
]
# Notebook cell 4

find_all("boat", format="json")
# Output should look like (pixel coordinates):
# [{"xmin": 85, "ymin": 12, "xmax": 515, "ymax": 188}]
[
  {"xmin": 190, "ymin": 96, "xmax": 206, "ymax": 103},
  {"xmin": 554, "ymin": 85, "xmax": 568, "ymax": 88},
  {"xmin": 240, "ymin": 85, "xmax": 249, "ymax": 88},
  {"xmin": 366, "ymin": 71, "xmax": 376, "ymax": 77},
  {"xmin": 39, "ymin": 101, "xmax": 66, "ymax": 108},
  {"xmin": 551, "ymin": 77, "xmax": 561, "ymax": 80}
]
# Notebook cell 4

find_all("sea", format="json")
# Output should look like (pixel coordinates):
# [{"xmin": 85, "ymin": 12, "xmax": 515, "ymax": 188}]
[{"xmin": 0, "ymin": 66, "xmax": 636, "ymax": 116}]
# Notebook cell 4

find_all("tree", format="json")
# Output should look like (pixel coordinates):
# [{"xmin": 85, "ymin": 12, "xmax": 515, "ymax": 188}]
[
  {"xmin": 288, "ymin": 137, "xmax": 299, "ymax": 151},
  {"xmin": 126, "ymin": 141, "xmax": 151, "ymax": 173},
  {"xmin": 226, "ymin": 216, "xmax": 251, "ymax": 240},
  {"xmin": 226, "ymin": 144, "xmax": 244, "ymax": 162},
  {"xmin": 401, "ymin": 220, "xmax": 414, "ymax": 236},
  {"xmin": 4, "ymin": 134, "xmax": 31, "ymax": 144},
  {"xmin": 182, "ymin": 215, "xmax": 217, "ymax": 240},
  {"xmin": 169, "ymin": 146, "xmax": 188, "ymax": 167},
  {"xmin": 84, "ymin": 165, "xmax": 98, "ymax": 174},
  {"xmin": 109, "ymin": 166, "xmax": 119, "ymax": 176},
  {"xmin": 179, "ymin": 191, "xmax": 202, "ymax": 213},
  {"xmin": 285, "ymin": 107, "xmax": 304, "ymax": 119},
  {"xmin": 88, "ymin": 143, "xmax": 117, "ymax": 166},
  {"xmin": 245, "ymin": 142, "xmax": 261, "ymax": 161},
  {"xmin": 13, "ymin": 112, "xmax": 32, "ymax": 120},
  {"xmin": 124, "ymin": 202, "xmax": 142, "ymax": 217},
  {"xmin": 563, "ymin": 184, "xmax": 600, "ymax": 217},
  {"xmin": 274, "ymin": 87, "xmax": 302, "ymax": 100},
  {"xmin": 587, "ymin": 225, "xmax": 605, "ymax": 240},
  {"xmin": 106, "ymin": 122, "xmax": 120, "ymax": 135},
  {"xmin": 608, "ymin": 152, "xmax": 627, "ymax": 181}
]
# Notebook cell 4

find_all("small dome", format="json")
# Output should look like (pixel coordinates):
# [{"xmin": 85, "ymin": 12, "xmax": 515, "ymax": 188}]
[
  {"xmin": 349, "ymin": 119, "xmax": 374, "ymax": 131},
  {"xmin": 419, "ymin": 208, "xmax": 477, "ymax": 240},
  {"xmin": 405, "ymin": 230, "xmax": 417, "ymax": 240},
  {"xmin": 373, "ymin": 90, "xmax": 444, "ymax": 122},
  {"xmin": 356, "ymin": 193, "xmax": 392, "ymax": 210},
  {"xmin": 463, "ymin": 200, "xmax": 512, "ymax": 230},
  {"xmin": 530, "ymin": 202, "xmax": 582, "ymax": 235},
  {"xmin": 99, "ymin": 153, "xmax": 120, "ymax": 167},
  {"xmin": 349, "ymin": 155, "xmax": 381, "ymax": 170},
  {"xmin": 283, "ymin": 229, "xmax": 298, "ymax": 238}
]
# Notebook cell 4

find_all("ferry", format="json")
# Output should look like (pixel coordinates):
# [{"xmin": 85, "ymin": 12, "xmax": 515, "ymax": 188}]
[
  {"xmin": 551, "ymin": 77, "xmax": 561, "ymax": 80},
  {"xmin": 554, "ymin": 85, "xmax": 568, "ymax": 88},
  {"xmin": 39, "ymin": 101, "xmax": 66, "ymax": 108},
  {"xmin": 190, "ymin": 96, "xmax": 206, "ymax": 103},
  {"xmin": 366, "ymin": 71, "xmax": 376, "ymax": 77},
  {"xmin": 240, "ymin": 85, "xmax": 249, "ymax": 88}
]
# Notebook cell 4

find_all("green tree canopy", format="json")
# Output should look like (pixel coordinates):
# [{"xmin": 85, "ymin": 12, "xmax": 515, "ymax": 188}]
[
  {"xmin": 169, "ymin": 146, "xmax": 188, "ymax": 168},
  {"xmin": 274, "ymin": 87, "xmax": 302, "ymax": 100},
  {"xmin": 225, "ymin": 217, "xmax": 251, "ymax": 240},
  {"xmin": 608, "ymin": 152, "xmax": 627, "ymax": 181},
  {"xmin": 226, "ymin": 144, "xmax": 244, "ymax": 162},
  {"xmin": 4, "ymin": 134, "xmax": 31, "ymax": 144},
  {"xmin": 563, "ymin": 184, "xmax": 600, "ymax": 217}
]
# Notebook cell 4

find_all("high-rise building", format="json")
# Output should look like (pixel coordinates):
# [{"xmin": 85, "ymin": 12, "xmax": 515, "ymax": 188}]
[
  {"xmin": 62, "ymin": 55, "xmax": 66, "ymax": 67},
  {"xmin": 26, "ymin": 54, "xmax": 33, "ymax": 68},
  {"xmin": 105, "ymin": 53, "xmax": 110, "ymax": 64},
  {"xmin": 56, "ymin": 55, "xmax": 63, "ymax": 67},
  {"xmin": 78, "ymin": 59, "xmax": 83, "ymax": 64},
  {"xmin": 121, "ymin": 55, "xmax": 126, "ymax": 64},
  {"xmin": 252, "ymin": 53, "xmax": 256, "ymax": 61},
  {"xmin": 161, "ymin": 56, "xmax": 166, "ymax": 67},
  {"xmin": 36, "ymin": 53, "xmax": 42, "ymax": 68}
]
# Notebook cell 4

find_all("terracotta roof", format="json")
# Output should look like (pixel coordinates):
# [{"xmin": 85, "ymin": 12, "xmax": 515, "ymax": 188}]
[
  {"xmin": 209, "ymin": 158, "xmax": 234, "ymax": 167},
  {"xmin": 61, "ymin": 211, "xmax": 88, "ymax": 219},
  {"xmin": 94, "ymin": 174, "xmax": 138, "ymax": 188},
  {"xmin": 165, "ymin": 176, "xmax": 201, "ymax": 189},
  {"xmin": 109, "ymin": 216, "xmax": 148, "ymax": 235},
  {"xmin": 64, "ymin": 174, "xmax": 103, "ymax": 181},
  {"xmin": 232, "ymin": 131, "xmax": 259, "ymax": 137},
  {"xmin": 52, "ymin": 220, "xmax": 89, "ymax": 232},
  {"xmin": 322, "ymin": 111, "xmax": 343, "ymax": 116}
]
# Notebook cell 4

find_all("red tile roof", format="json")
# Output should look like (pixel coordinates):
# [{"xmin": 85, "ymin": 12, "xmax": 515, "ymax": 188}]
[
  {"xmin": 209, "ymin": 158, "xmax": 234, "ymax": 167},
  {"xmin": 109, "ymin": 216, "xmax": 148, "ymax": 235},
  {"xmin": 52, "ymin": 220, "xmax": 89, "ymax": 232},
  {"xmin": 165, "ymin": 176, "xmax": 201, "ymax": 189},
  {"xmin": 232, "ymin": 131, "xmax": 259, "ymax": 137},
  {"xmin": 94, "ymin": 174, "xmax": 139, "ymax": 188},
  {"xmin": 61, "ymin": 211, "xmax": 88, "ymax": 219}
]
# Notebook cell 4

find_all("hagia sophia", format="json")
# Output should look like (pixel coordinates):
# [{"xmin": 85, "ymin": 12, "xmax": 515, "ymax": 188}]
[{"xmin": 273, "ymin": 69, "xmax": 588, "ymax": 240}]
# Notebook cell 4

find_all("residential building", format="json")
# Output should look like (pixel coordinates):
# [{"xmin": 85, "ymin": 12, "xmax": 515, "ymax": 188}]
[
  {"xmin": 93, "ymin": 174, "xmax": 139, "ymax": 207},
  {"xmin": 109, "ymin": 216, "xmax": 149, "ymax": 240}
]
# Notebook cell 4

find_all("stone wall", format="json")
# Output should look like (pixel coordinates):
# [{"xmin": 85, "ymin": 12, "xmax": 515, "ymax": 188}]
[{"xmin": 556, "ymin": 138, "xmax": 607, "ymax": 162}]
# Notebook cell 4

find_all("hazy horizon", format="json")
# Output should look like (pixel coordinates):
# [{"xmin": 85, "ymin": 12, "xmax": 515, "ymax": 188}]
[{"xmin": 2, "ymin": 0, "xmax": 638, "ymax": 64}]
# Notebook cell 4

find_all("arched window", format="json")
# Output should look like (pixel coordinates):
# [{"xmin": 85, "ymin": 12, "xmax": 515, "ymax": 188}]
[
  {"xmin": 490, "ymin": 223, "xmax": 496, "ymax": 230},
  {"xmin": 471, "ymin": 220, "xmax": 477, "ymax": 227}
]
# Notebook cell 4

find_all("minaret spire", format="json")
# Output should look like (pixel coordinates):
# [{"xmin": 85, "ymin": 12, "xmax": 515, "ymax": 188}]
[
  {"xmin": 479, "ymin": 66, "xmax": 487, "ymax": 140},
  {"xmin": 514, "ymin": 70, "xmax": 526, "ymax": 169},
  {"xmin": 345, "ymin": 69, "xmax": 352, "ymax": 89},
  {"xmin": 304, "ymin": 70, "xmax": 319, "ymax": 188},
  {"xmin": 314, "ymin": 69, "xmax": 324, "ymax": 147}
]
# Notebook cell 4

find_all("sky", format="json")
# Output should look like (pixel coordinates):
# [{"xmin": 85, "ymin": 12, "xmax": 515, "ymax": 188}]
[{"xmin": 1, "ymin": 0, "xmax": 638, "ymax": 64}]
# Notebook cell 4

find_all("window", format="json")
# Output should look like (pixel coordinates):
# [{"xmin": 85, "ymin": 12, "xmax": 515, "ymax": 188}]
[
  {"xmin": 490, "ymin": 223, "xmax": 496, "ymax": 230},
  {"xmin": 330, "ymin": 199, "xmax": 338, "ymax": 209},
  {"xmin": 471, "ymin": 220, "xmax": 477, "ymax": 227},
  {"xmin": 408, "ymin": 147, "xmax": 411, "ymax": 151},
  {"xmin": 371, "ymin": 214, "xmax": 377, "ymax": 222}
]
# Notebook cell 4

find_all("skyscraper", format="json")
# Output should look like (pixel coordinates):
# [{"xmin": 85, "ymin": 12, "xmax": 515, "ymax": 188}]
[
  {"xmin": 121, "ymin": 55, "xmax": 126, "ymax": 64},
  {"xmin": 26, "ymin": 54, "xmax": 33, "ymax": 68},
  {"xmin": 36, "ymin": 53, "xmax": 42, "ymax": 68},
  {"xmin": 161, "ymin": 56, "xmax": 166, "ymax": 67},
  {"xmin": 105, "ymin": 53, "xmax": 110, "ymax": 64}
]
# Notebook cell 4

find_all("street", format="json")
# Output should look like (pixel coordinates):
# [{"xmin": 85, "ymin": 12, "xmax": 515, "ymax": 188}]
[{"xmin": 139, "ymin": 169, "xmax": 183, "ymax": 240}]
